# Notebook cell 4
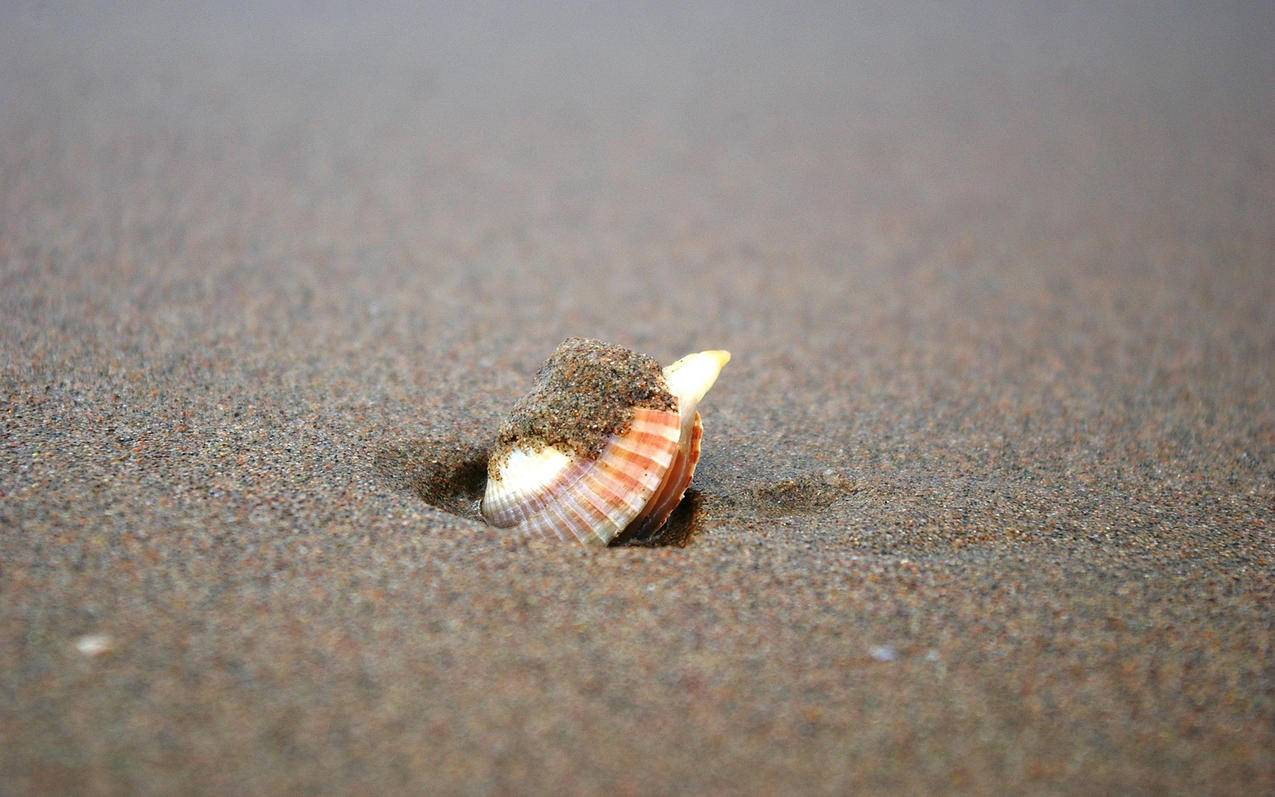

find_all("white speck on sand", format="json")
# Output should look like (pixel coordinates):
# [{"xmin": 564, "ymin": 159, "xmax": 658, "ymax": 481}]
[
  {"xmin": 870, "ymin": 645, "xmax": 898, "ymax": 662},
  {"xmin": 74, "ymin": 634, "xmax": 114, "ymax": 657}
]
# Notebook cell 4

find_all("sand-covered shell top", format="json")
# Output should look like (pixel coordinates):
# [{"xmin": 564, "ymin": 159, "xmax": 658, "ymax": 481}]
[{"xmin": 481, "ymin": 338, "xmax": 729, "ymax": 545}]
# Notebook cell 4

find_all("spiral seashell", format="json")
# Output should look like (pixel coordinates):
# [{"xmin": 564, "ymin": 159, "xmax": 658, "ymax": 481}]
[{"xmin": 481, "ymin": 338, "xmax": 730, "ymax": 545}]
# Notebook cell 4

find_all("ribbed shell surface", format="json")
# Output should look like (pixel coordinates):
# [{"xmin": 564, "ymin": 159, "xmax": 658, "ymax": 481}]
[
  {"xmin": 480, "ymin": 407, "xmax": 682, "ymax": 544},
  {"xmin": 623, "ymin": 412, "xmax": 703, "ymax": 539}
]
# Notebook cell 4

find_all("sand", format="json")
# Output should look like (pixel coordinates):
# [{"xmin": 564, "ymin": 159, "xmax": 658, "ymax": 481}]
[
  {"xmin": 2, "ymin": 3, "xmax": 1273, "ymax": 794},
  {"xmin": 490, "ymin": 337, "xmax": 676, "ymax": 471}
]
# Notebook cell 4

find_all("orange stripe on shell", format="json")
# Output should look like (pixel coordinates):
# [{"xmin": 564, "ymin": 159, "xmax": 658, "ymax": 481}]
[{"xmin": 481, "ymin": 407, "xmax": 682, "ymax": 544}]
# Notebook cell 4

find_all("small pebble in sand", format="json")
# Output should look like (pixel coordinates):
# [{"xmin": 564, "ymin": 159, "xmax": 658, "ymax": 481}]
[
  {"xmin": 74, "ymin": 633, "xmax": 114, "ymax": 657},
  {"xmin": 870, "ymin": 645, "xmax": 898, "ymax": 662}
]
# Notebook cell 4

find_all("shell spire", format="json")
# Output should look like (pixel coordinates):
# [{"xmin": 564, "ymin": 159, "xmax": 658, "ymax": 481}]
[
  {"xmin": 480, "ymin": 339, "xmax": 729, "ymax": 545},
  {"xmin": 664, "ymin": 350, "xmax": 731, "ymax": 415}
]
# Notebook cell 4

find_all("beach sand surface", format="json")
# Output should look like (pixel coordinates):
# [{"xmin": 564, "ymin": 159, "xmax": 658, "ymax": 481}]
[{"xmin": 2, "ymin": 3, "xmax": 1273, "ymax": 794}]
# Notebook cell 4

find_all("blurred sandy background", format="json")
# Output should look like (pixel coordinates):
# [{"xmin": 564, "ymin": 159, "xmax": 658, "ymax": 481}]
[{"xmin": 2, "ymin": 2, "xmax": 1273, "ymax": 794}]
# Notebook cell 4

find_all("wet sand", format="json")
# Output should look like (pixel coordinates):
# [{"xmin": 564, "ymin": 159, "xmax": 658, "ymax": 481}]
[{"xmin": 2, "ymin": 3, "xmax": 1273, "ymax": 794}]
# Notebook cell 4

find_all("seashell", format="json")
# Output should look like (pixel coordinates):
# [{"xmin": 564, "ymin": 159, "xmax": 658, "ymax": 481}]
[{"xmin": 481, "ymin": 338, "xmax": 729, "ymax": 545}]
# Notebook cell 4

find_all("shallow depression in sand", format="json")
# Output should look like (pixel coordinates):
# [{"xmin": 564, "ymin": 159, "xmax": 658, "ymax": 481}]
[{"xmin": 374, "ymin": 432, "xmax": 862, "ymax": 548}]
